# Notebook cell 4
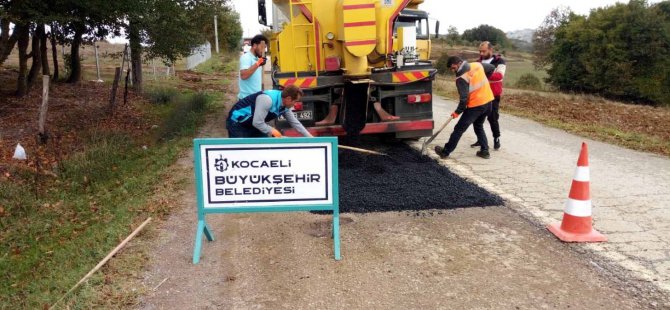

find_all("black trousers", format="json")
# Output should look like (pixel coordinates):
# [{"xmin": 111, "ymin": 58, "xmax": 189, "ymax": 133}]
[
  {"xmin": 488, "ymin": 97, "xmax": 501, "ymax": 138},
  {"xmin": 226, "ymin": 120, "xmax": 267, "ymax": 138},
  {"xmin": 443, "ymin": 102, "xmax": 492, "ymax": 155},
  {"xmin": 470, "ymin": 96, "xmax": 501, "ymax": 140}
]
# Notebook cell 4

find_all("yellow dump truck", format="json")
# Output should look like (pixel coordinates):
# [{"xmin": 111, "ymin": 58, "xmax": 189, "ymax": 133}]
[{"xmin": 258, "ymin": 0, "xmax": 437, "ymax": 138}]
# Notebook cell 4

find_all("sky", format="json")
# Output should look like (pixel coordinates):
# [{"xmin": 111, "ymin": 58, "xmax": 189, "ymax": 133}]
[{"xmin": 232, "ymin": 0, "xmax": 664, "ymax": 37}]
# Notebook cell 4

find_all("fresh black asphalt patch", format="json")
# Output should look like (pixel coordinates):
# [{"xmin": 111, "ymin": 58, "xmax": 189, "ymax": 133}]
[{"xmin": 337, "ymin": 141, "xmax": 504, "ymax": 213}]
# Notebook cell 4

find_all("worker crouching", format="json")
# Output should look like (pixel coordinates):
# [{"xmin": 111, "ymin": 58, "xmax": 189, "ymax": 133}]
[
  {"xmin": 435, "ymin": 56, "xmax": 494, "ymax": 159},
  {"xmin": 226, "ymin": 85, "xmax": 313, "ymax": 138}
]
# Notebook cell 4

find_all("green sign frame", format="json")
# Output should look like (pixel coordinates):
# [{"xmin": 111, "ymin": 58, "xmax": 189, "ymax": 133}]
[{"xmin": 192, "ymin": 137, "xmax": 340, "ymax": 264}]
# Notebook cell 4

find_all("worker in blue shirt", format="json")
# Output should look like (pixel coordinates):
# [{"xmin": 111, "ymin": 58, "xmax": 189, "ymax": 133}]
[
  {"xmin": 238, "ymin": 35, "xmax": 269, "ymax": 99},
  {"xmin": 227, "ymin": 85, "xmax": 313, "ymax": 138}
]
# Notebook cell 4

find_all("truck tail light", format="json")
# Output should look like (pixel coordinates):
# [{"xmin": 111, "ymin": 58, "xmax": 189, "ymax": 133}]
[
  {"xmin": 407, "ymin": 93, "xmax": 431, "ymax": 104},
  {"xmin": 325, "ymin": 56, "xmax": 341, "ymax": 72}
]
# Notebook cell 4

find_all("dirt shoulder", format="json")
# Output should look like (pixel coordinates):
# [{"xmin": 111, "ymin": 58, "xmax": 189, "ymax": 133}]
[
  {"xmin": 138, "ymin": 196, "xmax": 655, "ymax": 309},
  {"xmin": 502, "ymin": 91, "xmax": 670, "ymax": 157}
]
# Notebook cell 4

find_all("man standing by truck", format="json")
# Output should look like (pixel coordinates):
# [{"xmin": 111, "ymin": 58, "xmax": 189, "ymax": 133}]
[
  {"xmin": 471, "ymin": 41, "xmax": 506, "ymax": 150},
  {"xmin": 434, "ymin": 56, "xmax": 494, "ymax": 159},
  {"xmin": 238, "ymin": 35, "xmax": 268, "ymax": 99}
]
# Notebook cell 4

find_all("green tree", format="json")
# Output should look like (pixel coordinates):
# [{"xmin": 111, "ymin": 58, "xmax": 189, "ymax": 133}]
[
  {"xmin": 445, "ymin": 25, "xmax": 460, "ymax": 46},
  {"xmin": 2, "ymin": 0, "xmax": 242, "ymax": 95},
  {"xmin": 545, "ymin": 14, "xmax": 589, "ymax": 92},
  {"xmin": 532, "ymin": 6, "xmax": 573, "ymax": 70},
  {"xmin": 0, "ymin": 0, "xmax": 51, "ymax": 95},
  {"xmin": 141, "ymin": 0, "xmax": 212, "ymax": 62},
  {"xmin": 200, "ymin": 4, "xmax": 243, "ymax": 52},
  {"xmin": 127, "ymin": 0, "xmax": 241, "ymax": 92},
  {"xmin": 0, "ymin": 8, "xmax": 18, "ymax": 66},
  {"xmin": 461, "ymin": 24, "xmax": 510, "ymax": 47},
  {"xmin": 55, "ymin": 0, "xmax": 127, "ymax": 83},
  {"xmin": 547, "ymin": 0, "xmax": 670, "ymax": 105}
]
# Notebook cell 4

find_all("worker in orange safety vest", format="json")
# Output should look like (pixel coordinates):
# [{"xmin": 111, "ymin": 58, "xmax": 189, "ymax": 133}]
[{"xmin": 435, "ymin": 56, "xmax": 494, "ymax": 159}]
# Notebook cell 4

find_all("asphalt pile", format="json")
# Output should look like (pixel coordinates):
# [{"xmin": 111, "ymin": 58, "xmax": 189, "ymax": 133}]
[{"xmin": 338, "ymin": 141, "xmax": 503, "ymax": 213}]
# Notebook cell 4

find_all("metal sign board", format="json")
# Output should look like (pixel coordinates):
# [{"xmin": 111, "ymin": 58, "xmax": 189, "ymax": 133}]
[
  {"xmin": 200, "ymin": 143, "xmax": 331, "ymax": 207},
  {"xmin": 192, "ymin": 137, "xmax": 340, "ymax": 264}
]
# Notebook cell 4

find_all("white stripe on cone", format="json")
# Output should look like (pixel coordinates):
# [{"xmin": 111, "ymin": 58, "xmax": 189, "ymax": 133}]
[
  {"xmin": 565, "ymin": 199, "xmax": 593, "ymax": 217},
  {"xmin": 573, "ymin": 166, "xmax": 590, "ymax": 182}
]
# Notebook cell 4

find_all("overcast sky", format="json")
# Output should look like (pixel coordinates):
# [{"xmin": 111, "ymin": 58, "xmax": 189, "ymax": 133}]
[{"xmin": 232, "ymin": 0, "xmax": 664, "ymax": 37}]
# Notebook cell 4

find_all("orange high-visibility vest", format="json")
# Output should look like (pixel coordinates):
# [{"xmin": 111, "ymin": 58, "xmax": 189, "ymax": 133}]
[{"xmin": 458, "ymin": 62, "xmax": 494, "ymax": 108}]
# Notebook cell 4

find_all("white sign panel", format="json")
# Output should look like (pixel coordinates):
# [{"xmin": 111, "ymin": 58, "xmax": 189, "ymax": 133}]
[{"xmin": 199, "ymin": 143, "xmax": 333, "ymax": 208}]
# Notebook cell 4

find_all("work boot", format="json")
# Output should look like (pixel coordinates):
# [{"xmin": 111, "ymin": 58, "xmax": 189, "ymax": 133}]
[
  {"xmin": 434, "ymin": 146, "xmax": 449, "ymax": 159},
  {"xmin": 476, "ymin": 150, "xmax": 490, "ymax": 159},
  {"xmin": 494, "ymin": 137, "xmax": 501, "ymax": 150},
  {"xmin": 470, "ymin": 141, "xmax": 481, "ymax": 148}
]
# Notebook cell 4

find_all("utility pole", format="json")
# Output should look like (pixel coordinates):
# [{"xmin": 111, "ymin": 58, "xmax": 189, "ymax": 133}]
[{"xmin": 214, "ymin": 15, "xmax": 220, "ymax": 54}]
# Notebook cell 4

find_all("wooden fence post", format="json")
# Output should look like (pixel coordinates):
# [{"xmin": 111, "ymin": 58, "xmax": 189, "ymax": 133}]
[
  {"xmin": 124, "ymin": 68, "xmax": 130, "ymax": 106},
  {"xmin": 38, "ymin": 75, "xmax": 50, "ymax": 144},
  {"xmin": 109, "ymin": 67, "xmax": 121, "ymax": 112}
]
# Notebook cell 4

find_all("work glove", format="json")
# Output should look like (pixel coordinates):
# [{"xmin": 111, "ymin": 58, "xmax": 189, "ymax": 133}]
[
  {"xmin": 255, "ymin": 56, "xmax": 267, "ymax": 67},
  {"xmin": 270, "ymin": 128, "xmax": 283, "ymax": 138},
  {"xmin": 451, "ymin": 112, "xmax": 460, "ymax": 119}
]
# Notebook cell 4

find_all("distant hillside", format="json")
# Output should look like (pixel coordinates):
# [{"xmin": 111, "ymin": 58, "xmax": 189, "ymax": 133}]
[
  {"xmin": 507, "ymin": 28, "xmax": 534, "ymax": 43},
  {"xmin": 510, "ymin": 39, "xmax": 533, "ymax": 53}
]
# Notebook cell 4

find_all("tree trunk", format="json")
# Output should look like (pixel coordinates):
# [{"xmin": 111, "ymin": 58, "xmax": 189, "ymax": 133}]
[
  {"xmin": 15, "ymin": 23, "xmax": 30, "ymax": 97},
  {"xmin": 129, "ymin": 20, "xmax": 143, "ymax": 93},
  {"xmin": 28, "ymin": 28, "xmax": 43, "ymax": 88},
  {"xmin": 0, "ymin": 18, "xmax": 18, "ymax": 66},
  {"xmin": 66, "ymin": 25, "xmax": 84, "ymax": 83},
  {"xmin": 39, "ymin": 25, "xmax": 50, "ymax": 76},
  {"xmin": 50, "ymin": 25, "xmax": 59, "ymax": 81}
]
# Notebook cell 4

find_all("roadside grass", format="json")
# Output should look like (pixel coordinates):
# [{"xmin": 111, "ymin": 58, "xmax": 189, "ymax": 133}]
[
  {"xmin": 0, "ymin": 90, "xmax": 213, "ymax": 309},
  {"xmin": 501, "ymin": 101, "xmax": 670, "ymax": 156},
  {"xmin": 435, "ymin": 77, "xmax": 670, "ymax": 157},
  {"xmin": 431, "ymin": 44, "xmax": 549, "ymax": 91},
  {"xmin": 0, "ymin": 84, "xmax": 217, "ymax": 308},
  {"xmin": 504, "ymin": 59, "xmax": 548, "ymax": 90},
  {"xmin": 189, "ymin": 52, "xmax": 238, "ymax": 75}
]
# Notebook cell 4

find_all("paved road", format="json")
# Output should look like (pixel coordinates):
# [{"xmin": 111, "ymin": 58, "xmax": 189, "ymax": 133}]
[{"xmin": 411, "ymin": 95, "xmax": 670, "ymax": 295}]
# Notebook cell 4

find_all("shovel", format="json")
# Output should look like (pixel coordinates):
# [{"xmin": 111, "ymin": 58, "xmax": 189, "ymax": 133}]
[{"xmin": 420, "ymin": 116, "xmax": 454, "ymax": 155}]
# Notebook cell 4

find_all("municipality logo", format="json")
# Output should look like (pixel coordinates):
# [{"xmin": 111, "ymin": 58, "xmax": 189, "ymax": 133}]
[{"xmin": 214, "ymin": 155, "xmax": 229, "ymax": 172}]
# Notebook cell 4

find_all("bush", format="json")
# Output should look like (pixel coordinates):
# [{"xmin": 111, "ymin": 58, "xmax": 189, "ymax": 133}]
[
  {"xmin": 515, "ymin": 73, "xmax": 543, "ymax": 90},
  {"xmin": 436, "ymin": 53, "xmax": 451, "ymax": 75},
  {"xmin": 158, "ymin": 91, "xmax": 211, "ymax": 140},
  {"xmin": 147, "ymin": 88, "xmax": 179, "ymax": 105},
  {"xmin": 546, "ymin": 1, "xmax": 670, "ymax": 106}
]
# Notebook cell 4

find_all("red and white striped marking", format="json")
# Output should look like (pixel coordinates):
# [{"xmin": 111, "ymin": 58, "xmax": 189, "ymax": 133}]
[
  {"xmin": 564, "ymin": 144, "xmax": 592, "ymax": 220},
  {"xmin": 547, "ymin": 142, "xmax": 607, "ymax": 242},
  {"xmin": 407, "ymin": 93, "xmax": 431, "ymax": 104}
]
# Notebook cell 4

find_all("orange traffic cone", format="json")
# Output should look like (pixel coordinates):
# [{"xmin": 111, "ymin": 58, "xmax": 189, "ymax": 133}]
[{"xmin": 547, "ymin": 142, "xmax": 607, "ymax": 242}]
